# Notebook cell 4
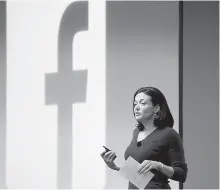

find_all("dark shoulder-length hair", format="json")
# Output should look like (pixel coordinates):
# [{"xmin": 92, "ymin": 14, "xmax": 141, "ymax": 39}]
[{"xmin": 133, "ymin": 87, "xmax": 174, "ymax": 131}]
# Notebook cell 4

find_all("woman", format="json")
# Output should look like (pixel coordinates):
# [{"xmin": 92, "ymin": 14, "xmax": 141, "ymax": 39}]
[{"xmin": 100, "ymin": 87, "xmax": 188, "ymax": 189}]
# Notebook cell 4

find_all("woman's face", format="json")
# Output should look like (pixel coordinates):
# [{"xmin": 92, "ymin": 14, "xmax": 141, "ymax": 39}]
[{"xmin": 134, "ymin": 93, "xmax": 155, "ymax": 122}]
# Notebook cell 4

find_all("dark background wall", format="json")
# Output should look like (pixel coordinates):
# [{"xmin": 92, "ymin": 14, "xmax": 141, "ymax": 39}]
[
  {"xmin": 183, "ymin": 2, "xmax": 219, "ymax": 189},
  {"xmin": 0, "ymin": 1, "xmax": 6, "ymax": 188}
]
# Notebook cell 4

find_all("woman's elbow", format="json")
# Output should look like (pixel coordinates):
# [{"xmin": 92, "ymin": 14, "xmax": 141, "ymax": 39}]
[
  {"xmin": 171, "ymin": 167, "xmax": 188, "ymax": 183},
  {"xmin": 179, "ymin": 168, "xmax": 188, "ymax": 183},
  {"xmin": 180, "ymin": 173, "xmax": 187, "ymax": 183}
]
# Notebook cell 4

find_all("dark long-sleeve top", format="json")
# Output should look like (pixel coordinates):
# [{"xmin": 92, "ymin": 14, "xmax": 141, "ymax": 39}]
[{"xmin": 124, "ymin": 126, "xmax": 188, "ymax": 189}]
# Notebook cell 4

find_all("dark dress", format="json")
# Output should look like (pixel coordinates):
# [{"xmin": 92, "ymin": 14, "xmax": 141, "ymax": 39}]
[{"xmin": 124, "ymin": 126, "xmax": 188, "ymax": 189}]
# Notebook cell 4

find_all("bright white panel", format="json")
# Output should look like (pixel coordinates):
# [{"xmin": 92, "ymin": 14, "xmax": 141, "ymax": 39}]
[{"xmin": 7, "ymin": 1, "xmax": 72, "ymax": 188}]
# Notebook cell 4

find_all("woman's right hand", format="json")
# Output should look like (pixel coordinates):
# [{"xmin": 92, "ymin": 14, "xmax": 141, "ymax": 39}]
[{"xmin": 100, "ymin": 150, "xmax": 118, "ymax": 170}]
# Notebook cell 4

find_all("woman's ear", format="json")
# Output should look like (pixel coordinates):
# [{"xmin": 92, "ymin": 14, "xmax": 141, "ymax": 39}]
[{"xmin": 154, "ymin": 104, "xmax": 160, "ymax": 114}]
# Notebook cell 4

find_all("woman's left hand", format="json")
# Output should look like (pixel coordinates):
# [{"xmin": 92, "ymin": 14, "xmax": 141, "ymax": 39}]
[{"xmin": 137, "ymin": 160, "xmax": 161, "ymax": 174}]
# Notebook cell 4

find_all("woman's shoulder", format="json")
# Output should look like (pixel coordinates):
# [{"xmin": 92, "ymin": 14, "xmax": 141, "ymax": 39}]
[{"xmin": 159, "ymin": 126, "xmax": 181, "ymax": 140}]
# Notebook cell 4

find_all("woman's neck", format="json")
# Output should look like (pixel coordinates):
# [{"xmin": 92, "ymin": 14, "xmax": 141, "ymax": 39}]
[{"xmin": 141, "ymin": 119, "xmax": 156, "ymax": 131}]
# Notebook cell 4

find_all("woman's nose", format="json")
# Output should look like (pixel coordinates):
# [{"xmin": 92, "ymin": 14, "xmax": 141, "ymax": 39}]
[{"xmin": 135, "ymin": 105, "xmax": 140, "ymax": 111}]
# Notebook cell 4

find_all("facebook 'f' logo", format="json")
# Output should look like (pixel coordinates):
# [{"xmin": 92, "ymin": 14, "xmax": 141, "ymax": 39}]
[{"xmin": 45, "ymin": 1, "xmax": 88, "ymax": 189}]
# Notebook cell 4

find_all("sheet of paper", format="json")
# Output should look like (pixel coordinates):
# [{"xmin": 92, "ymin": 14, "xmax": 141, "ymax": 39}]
[{"xmin": 119, "ymin": 156, "xmax": 154, "ymax": 189}]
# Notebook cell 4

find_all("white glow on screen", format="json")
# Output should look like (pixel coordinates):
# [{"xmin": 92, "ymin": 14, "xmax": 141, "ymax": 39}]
[
  {"xmin": 7, "ymin": 0, "xmax": 106, "ymax": 188},
  {"xmin": 7, "ymin": 1, "xmax": 72, "ymax": 188}
]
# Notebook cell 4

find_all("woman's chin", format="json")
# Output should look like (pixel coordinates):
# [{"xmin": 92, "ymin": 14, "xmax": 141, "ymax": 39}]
[
  {"xmin": 135, "ymin": 115, "xmax": 152, "ymax": 122},
  {"xmin": 135, "ymin": 116, "xmax": 143, "ymax": 122}
]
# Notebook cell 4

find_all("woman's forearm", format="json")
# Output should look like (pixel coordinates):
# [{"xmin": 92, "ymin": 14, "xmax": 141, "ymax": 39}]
[
  {"xmin": 106, "ymin": 162, "xmax": 120, "ymax": 171},
  {"xmin": 157, "ymin": 162, "xmax": 174, "ymax": 178}
]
